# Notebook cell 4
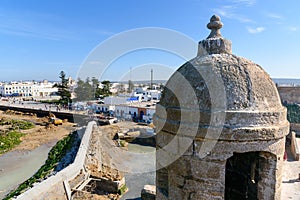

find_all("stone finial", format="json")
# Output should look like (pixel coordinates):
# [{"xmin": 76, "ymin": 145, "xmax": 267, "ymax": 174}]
[
  {"xmin": 207, "ymin": 15, "xmax": 223, "ymax": 39},
  {"xmin": 197, "ymin": 15, "xmax": 232, "ymax": 55}
]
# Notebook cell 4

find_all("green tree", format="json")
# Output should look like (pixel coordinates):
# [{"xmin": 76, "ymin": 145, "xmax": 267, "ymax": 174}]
[
  {"xmin": 159, "ymin": 83, "xmax": 165, "ymax": 90},
  {"xmin": 74, "ymin": 78, "xmax": 94, "ymax": 101},
  {"xmin": 128, "ymin": 80, "xmax": 134, "ymax": 93},
  {"xmin": 53, "ymin": 71, "xmax": 71, "ymax": 105},
  {"xmin": 91, "ymin": 77, "xmax": 101, "ymax": 99},
  {"xmin": 100, "ymin": 80, "xmax": 112, "ymax": 97}
]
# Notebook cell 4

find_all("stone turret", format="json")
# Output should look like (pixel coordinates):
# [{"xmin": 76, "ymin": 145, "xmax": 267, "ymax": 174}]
[{"xmin": 155, "ymin": 15, "xmax": 289, "ymax": 200}]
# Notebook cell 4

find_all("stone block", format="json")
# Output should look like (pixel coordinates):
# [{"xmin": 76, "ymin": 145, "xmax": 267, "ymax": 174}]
[{"xmin": 141, "ymin": 185, "xmax": 156, "ymax": 200}]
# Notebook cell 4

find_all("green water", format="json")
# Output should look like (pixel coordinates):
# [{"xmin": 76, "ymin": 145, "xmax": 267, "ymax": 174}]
[
  {"xmin": 127, "ymin": 142, "xmax": 155, "ymax": 153},
  {"xmin": 0, "ymin": 143, "xmax": 54, "ymax": 199}
]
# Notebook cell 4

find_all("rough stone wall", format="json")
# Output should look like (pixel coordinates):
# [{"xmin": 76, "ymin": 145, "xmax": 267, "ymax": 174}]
[
  {"xmin": 156, "ymin": 131, "xmax": 286, "ymax": 200},
  {"xmin": 289, "ymin": 132, "xmax": 300, "ymax": 161},
  {"xmin": 257, "ymin": 152, "xmax": 277, "ymax": 200},
  {"xmin": 290, "ymin": 123, "xmax": 300, "ymax": 133},
  {"xmin": 277, "ymin": 86, "xmax": 300, "ymax": 104}
]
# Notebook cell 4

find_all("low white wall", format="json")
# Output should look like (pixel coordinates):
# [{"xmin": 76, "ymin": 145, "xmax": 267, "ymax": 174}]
[
  {"xmin": 16, "ymin": 121, "xmax": 96, "ymax": 200},
  {"xmin": 290, "ymin": 131, "xmax": 300, "ymax": 161}
]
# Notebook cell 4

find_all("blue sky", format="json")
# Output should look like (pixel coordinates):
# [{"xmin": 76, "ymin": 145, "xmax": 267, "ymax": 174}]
[{"xmin": 0, "ymin": 0, "xmax": 299, "ymax": 81}]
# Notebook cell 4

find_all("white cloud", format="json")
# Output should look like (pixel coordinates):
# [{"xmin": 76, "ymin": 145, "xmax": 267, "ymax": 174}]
[
  {"xmin": 0, "ymin": 9, "xmax": 77, "ymax": 41},
  {"xmin": 230, "ymin": 0, "xmax": 256, "ymax": 6},
  {"xmin": 287, "ymin": 26, "xmax": 298, "ymax": 32},
  {"xmin": 213, "ymin": 5, "xmax": 236, "ymax": 18},
  {"xmin": 266, "ymin": 13, "xmax": 284, "ymax": 19},
  {"xmin": 213, "ymin": 5, "xmax": 253, "ymax": 23},
  {"xmin": 247, "ymin": 26, "xmax": 266, "ymax": 34}
]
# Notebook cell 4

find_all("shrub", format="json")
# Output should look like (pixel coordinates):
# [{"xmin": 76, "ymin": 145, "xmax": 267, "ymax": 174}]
[
  {"xmin": 285, "ymin": 104, "xmax": 300, "ymax": 123},
  {"xmin": 0, "ymin": 131, "xmax": 24, "ymax": 154}
]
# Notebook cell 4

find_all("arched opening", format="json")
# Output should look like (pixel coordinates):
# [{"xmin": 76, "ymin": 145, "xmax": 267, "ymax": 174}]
[
  {"xmin": 225, "ymin": 152, "xmax": 259, "ymax": 200},
  {"xmin": 225, "ymin": 151, "xmax": 277, "ymax": 200}
]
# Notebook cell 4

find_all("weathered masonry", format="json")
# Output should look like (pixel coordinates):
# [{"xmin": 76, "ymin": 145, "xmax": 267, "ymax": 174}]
[{"xmin": 155, "ymin": 15, "xmax": 289, "ymax": 200}]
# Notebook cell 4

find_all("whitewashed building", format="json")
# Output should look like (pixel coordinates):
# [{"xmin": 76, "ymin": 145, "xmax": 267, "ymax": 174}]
[
  {"xmin": 0, "ymin": 80, "xmax": 58, "ymax": 97},
  {"xmin": 115, "ymin": 103, "xmax": 155, "ymax": 122}
]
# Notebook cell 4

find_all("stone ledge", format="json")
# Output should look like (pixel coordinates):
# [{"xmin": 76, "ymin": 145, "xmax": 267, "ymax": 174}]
[{"xmin": 141, "ymin": 185, "xmax": 156, "ymax": 200}]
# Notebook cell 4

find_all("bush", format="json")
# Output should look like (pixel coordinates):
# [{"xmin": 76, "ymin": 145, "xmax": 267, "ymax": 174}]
[
  {"xmin": 11, "ymin": 120, "xmax": 34, "ymax": 130},
  {"xmin": 0, "ymin": 119, "xmax": 35, "ymax": 130},
  {"xmin": 0, "ymin": 131, "xmax": 24, "ymax": 154},
  {"xmin": 285, "ymin": 104, "xmax": 300, "ymax": 123},
  {"xmin": 39, "ymin": 99, "xmax": 60, "ymax": 104},
  {"xmin": 118, "ymin": 184, "xmax": 128, "ymax": 195}
]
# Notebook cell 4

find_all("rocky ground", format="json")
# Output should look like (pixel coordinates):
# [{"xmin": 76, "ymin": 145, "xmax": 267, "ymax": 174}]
[{"xmin": 75, "ymin": 121, "xmax": 155, "ymax": 200}]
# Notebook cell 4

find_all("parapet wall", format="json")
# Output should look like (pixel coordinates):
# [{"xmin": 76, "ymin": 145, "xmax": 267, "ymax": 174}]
[
  {"xmin": 277, "ymin": 86, "xmax": 300, "ymax": 104},
  {"xmin": 0, "ymin": 105, "xmax": 86, "ymax": 123},
  {"xmin": 290, "ymin": 132, "xmax": 300, "ymax": 161},
  {"xmin": 16, "ymin": 121, "xmax": 96, "ymax": 200}
]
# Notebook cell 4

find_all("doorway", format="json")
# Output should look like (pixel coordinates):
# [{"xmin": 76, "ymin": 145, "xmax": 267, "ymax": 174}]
[{"xmin": 225, "ymin": 152, "xmax": 259, "ymax": 200}]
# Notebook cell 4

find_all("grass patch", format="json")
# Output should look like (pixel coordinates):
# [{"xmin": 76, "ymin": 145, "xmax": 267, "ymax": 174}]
[
  {"xmin": 118, "ymin": 184, "xmax": 128, "ymax": 195},
  {"xmin": 4, "ymin": 132, "xmax": 77, "ymax": 200},
  {"xmin": 119, "ymin": 140, "xmax": 127, "ymax": 147},
  {"xmin": 0, "ymin": 119, "xmax": 34, "ymax": 154},
  {"xmin": 39, "ymin": 99, "xmax": 60, "ymax": 104},
  {"xmin": 0, "ymin": 131, "xmax": 24, "ymax": 154},
  {"xmin": 0, "ymin": 119, "xmax": 35, "ymax": 130}
]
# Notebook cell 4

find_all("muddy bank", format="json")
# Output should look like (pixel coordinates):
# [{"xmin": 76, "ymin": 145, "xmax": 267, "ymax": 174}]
[{"xmin": 0, "ymin": 142, "xmax": 55, "ymax": 199}]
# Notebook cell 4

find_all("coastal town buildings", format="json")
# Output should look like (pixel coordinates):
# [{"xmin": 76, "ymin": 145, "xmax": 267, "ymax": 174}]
[
  {"xmin": 0, "ymin": 80, "xmax": 57, "ymax": 97},
  {"xmin": 91, "ymin": 87, "xmax": 160, "ymax": 122},
  {"xmin": 0, "ymin": 78, "xmax": 76, "ymax": 98}
]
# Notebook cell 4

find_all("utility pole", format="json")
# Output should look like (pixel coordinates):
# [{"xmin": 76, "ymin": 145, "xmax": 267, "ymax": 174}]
[
  {"xmin": 128, "ymin": 67, "xmax": 133, "ymax": 93},
  {"xmin": 150, "ymin": 68, "xmax": 153, "ymax": 90}
]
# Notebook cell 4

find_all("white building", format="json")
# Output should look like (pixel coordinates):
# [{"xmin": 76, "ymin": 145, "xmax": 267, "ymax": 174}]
[
  {"xmin": 103, "ymin": 96, "xmax": 128, "ymax": 105},
  {"xmin": 131, "ymin": 88, "xmax": 161, "ymax": 102},
  {"xmin": 0, "ymin": 81, "xmax": 33, "ymax": 97},
  {"xmin": 149, "ymin": 90, "xmax": 161, "ymax": 100},
  {"xmin": 0, "ymin": 80, "xmax": 58, "ymax": 97},
  {"xmin": 115, "ymin": 102, "xmax": 156, "ymax": 122},
  {"xmin": 32, "ymin": 80, "xmax": 58, "ymax": 97}
]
